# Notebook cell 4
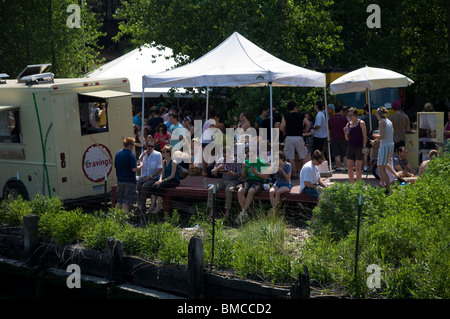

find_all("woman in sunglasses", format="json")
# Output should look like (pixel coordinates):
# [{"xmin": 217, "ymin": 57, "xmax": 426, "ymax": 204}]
[{"xmin": 147, "ymin": 144, "xmax": 180, "ymax": 214}]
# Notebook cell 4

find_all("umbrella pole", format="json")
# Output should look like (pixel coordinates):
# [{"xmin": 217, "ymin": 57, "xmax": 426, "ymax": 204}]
[
  {"xmin": 206, "ymin": 86, "xmax": 209, "ymax": 120},
  {"xmin": 324, "ymin": 87, "xmax": 332, "ymax": 172},
  {"xmin": 269, "ymin": 82, "xmax": 273, "ymax": 163}
]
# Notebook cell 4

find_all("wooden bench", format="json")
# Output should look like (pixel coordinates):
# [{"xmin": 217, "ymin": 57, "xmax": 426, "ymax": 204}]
[
  {"xmin": 161, "ymin": 176, "xmax": 318, "ymax": 213},
  {"xmin": 111, "ymin": 176, "xmax": 318, "ymax": 214}
]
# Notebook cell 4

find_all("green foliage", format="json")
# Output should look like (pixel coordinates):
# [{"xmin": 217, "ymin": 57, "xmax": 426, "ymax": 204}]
[
  {"xmin": 1, "ymin": 151, "xmax": 448, "ymax": 297},
  {"xmin": 0, "ymin": 195, "xmax": 32, "ymax": 226},
  {"xmin": 299, "ymin": 151, "xmax": 450, "ymax": 298},
  {"xmin": 39, "ymin": 208, "xmax": 96, "ymax": 246},
  {"xmin": 232, "ymin": 213, "xmax": 291, "ymax": 283},
  {"xmin": 114, "ymin": 0, "xmax": 343, "ymax": 120},
  {"xmin": 0, "ymin": 0, "xmax": 104, "ymax": 78},
  {"xmin": 311, "ymin": 181, "xmax": 386, "ymax": 239},
  {"xmin": 331, "ymin": 0, "xmax": 449, "ymax": 105}
]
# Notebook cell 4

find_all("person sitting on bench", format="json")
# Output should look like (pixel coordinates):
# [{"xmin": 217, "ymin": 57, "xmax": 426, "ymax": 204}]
[
  {"xmin": 207, "ymin": 145, "xmax": 242, "ymax": 221},
  {"xmin": 237, "ymin": 147, "xmax": 269, "ymax": 221}
]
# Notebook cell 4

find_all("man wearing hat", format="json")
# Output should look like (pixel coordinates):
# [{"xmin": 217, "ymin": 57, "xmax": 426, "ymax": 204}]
[{"xmin": 388, "ymin": 100, "xmax": 410, "ymax": 152}]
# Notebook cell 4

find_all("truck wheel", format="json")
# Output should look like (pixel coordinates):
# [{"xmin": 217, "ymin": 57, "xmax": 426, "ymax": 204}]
[{"xmin": 2, "ymin": 180, "xmax": 30, "ymax": 201}]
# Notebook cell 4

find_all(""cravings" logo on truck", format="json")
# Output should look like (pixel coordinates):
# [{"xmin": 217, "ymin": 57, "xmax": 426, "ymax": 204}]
[{"xmin": 82, "ymin": 144, "xmax": 113, "ymax": 183}]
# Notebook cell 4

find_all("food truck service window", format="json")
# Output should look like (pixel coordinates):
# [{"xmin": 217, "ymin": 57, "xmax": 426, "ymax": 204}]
[{"xmin": 0, "ymin": 106, "xmax": 21, "ymax": 143}]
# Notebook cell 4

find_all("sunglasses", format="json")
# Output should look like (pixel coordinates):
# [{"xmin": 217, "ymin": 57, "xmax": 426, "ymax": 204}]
[{"xmin": 147, "ymin": 144, "xmax": 155, "ymax": 148}]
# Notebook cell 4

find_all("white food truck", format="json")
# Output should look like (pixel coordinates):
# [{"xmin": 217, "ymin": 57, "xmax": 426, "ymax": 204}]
[{"xmin": 0, "ymin": 64, "xmax": 134, "ymax": 206}]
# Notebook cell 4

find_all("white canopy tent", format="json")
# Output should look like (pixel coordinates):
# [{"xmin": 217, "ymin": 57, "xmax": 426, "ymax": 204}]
[
  {"xmin": 330, "ymin": 66, "xmax": 414, "ymax": 131},
  {"xmin": 85, "ymin": 44, "xmax": 190, "ymax": 98},
  {"xmin": 142, "ymin": 32, "xmax": 331, "ymax": 169}
]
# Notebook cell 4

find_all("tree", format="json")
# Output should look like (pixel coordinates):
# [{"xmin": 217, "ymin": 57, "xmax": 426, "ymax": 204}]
[
  {"xmin": 330, "ymin": 0, "xmax": 449, "ymax": 108},
  {"xmin": 0, "ymin": 0, "xmax": 104, "ymax": 78},
  {"xmin": 114, "ymin": 0, "xmax": 344, "ymax": 120}
]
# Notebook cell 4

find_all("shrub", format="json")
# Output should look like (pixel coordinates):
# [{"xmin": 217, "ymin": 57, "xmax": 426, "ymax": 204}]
[
  {"xmin": 298, "ymin": 151, "xmax": 450, "ymax": 298},
  {"xmin": 39, "ymin": 208, "xmax": 96, "ymax": 246},
  {"xmin": 83, "ymin": 218, "xmax": 123, "ymax": 251},
  {"xmin": 311, "ymin": 181, "xmax": 386, "ymax": 240},
  {"xmin": 0, "ymin": 195, "xmax": 32, "ymax": 226}
]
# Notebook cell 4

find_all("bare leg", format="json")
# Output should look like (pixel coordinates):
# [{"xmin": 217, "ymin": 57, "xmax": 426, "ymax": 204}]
[
  {"xmin": 243, "ymin": 188, "xmax": 256, "ymax": 212},
  {"xmin": 147, "ymin": 195, "xmax": 157, "ymax": 213},
  {"xmin": 355, "ymin": 160, "xmax": 363, "ymax": 181},
  {"xmin": 238, "ymin": 188, "xmax": 247, "ymax": 212},
  {"xmin": 378, "ymin": 165, "xmax": 390, "ymax": 191},
  {"xmin": 269, "ymin": 186, "xmax": 277, "ymax": 208},
  {"xmin": 151, "ymin": 196, "xmax": 163, "ymax": 214},
  {"xmin": 274, "ymin": 186, "xmax": 290, "ymax": 208},
  {"xmin": 347, "ymin": 159, "xmax": 355, "ymax": 183}
]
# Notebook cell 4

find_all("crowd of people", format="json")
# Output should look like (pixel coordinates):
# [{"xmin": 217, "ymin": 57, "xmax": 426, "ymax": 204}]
[{"xmin": 113, "ymin": 99, "xmax": 444, "ymax": 219}]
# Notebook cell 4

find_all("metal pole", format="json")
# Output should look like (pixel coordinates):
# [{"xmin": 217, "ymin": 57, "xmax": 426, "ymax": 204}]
[
  {"xmin": 211, "ymin": 184, "xmax": 216, "ymax": 271},
  {"xmin": 324, "ymin": 87, "xmax": 332, "ymax": 172},
  {"xmin": 269, "ymin": 82, "xmax": 273, "ymax": 163},
  {"xmin": 206, "ymin": 86, "xmax": 209, "ymax": 120},
  {"xmin": 104, "ymin": 173, "xmax": 107, "ymax": 212},
  {"xmin": 367, "ymin": 89, "xmax": 372, "ymax": 132},
  {"xmin": 354, "ymin": 194, "xmax": 362, "ymax": 277},
  {"xmin": 141, "ymin": 87, "xmax": 145, "ymax": 150}
]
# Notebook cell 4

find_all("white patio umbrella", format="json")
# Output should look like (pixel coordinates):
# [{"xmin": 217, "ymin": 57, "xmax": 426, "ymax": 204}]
[{"xmin": 330, "ymin": 66, "xmax": 414, "ymax": 131}]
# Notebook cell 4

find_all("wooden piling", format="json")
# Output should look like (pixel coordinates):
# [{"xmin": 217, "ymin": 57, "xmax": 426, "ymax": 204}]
[
  {"xmin": 187, "ymin": 236, "xmax": 204, "ymax": 298},
  {"xmin": 290, "ymin": 264, "xmax": 310, "ymax": 299},
  {"xmin": 23, "ymin": 214, "xmax": 39, "ymax": 265},
  {"xmin": 107, "ymin": 237, "xmax": 123, "ymax": 282}
]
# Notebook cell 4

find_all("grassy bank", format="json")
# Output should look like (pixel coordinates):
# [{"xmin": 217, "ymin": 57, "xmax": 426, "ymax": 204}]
[{"xmin": 1, "ymin": 150, "xmax": 448, "ymax": 298}]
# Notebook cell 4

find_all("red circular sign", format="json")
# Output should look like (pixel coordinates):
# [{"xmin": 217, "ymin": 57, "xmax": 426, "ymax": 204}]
[{"xmin": 82, "ymin": 144, "xmax": 113, "ymax": 183}]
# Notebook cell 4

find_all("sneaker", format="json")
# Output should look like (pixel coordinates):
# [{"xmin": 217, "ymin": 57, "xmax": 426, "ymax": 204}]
[{"xmin": 335, "ymin": 167, "xmax": 342, "ymax": 172}]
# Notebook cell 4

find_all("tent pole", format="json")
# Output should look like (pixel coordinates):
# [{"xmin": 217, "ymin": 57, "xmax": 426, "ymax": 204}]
[
  {"xmin": 141, "ymin": 87, "xmax": 145, "ymax": 151},
  {"xmin": 324, "ymin": 87, "xmax": 332, "ymax": 172},
  {"xmin": 367, "ymin": 88, "xmax": 372, "ymax": 132},
  {"xmin": 206, "ymin": 86, "xmax": 209, "ymax": 120}
]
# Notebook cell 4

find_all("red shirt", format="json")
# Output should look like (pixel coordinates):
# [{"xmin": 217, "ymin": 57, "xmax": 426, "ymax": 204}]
[{"xmin": 328, "ymin": 114, "xmax": 348, "ymax": 140}]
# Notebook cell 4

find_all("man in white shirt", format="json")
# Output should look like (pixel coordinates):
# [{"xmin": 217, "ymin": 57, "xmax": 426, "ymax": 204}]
[
  {"xmin": 312, "ymin": 101, "xmax": 328, "ymax": 153},
  {"xmin": 136, "ymin": 139, "xmax": 163, "ymax": 210},
  {"xmin": 300, "ymin": 150, "xmax": 327, "ymax": 198}
]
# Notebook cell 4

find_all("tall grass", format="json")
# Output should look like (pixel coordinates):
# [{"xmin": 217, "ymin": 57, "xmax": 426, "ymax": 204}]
[{"xmin": 298, "ymin": 150, "xmax": 450, "ymax": 298}]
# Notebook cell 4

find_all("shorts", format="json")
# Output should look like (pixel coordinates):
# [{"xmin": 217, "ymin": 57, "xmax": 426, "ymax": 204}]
[
  {"xmin": 331, "ymin": 139, "xmax": 348, "ymax": 158},
  {"xmin": 284, "ymin": 136, "xmax": 307, "ymax": 160},
  {"xmin": 116, "ymin": 182, "xmax": 137, "ymax": 204},
  {"xmin": 274, "ymin": 182, "xmax": 292, "ymax": 190},
  {"xmin": 378, "ymin": 144, "xmax": 394, "ymax": 166},
  {"xmin": 312, "ymin": 137, "xmax": 327, "ymax": 153},
  {"xmin": 346, "ymin": 146, "xmax": 364, "ymax": 161},
  {"xmin": 241, "ymin": 180, "xmax": 264, "ymax": 194}
]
